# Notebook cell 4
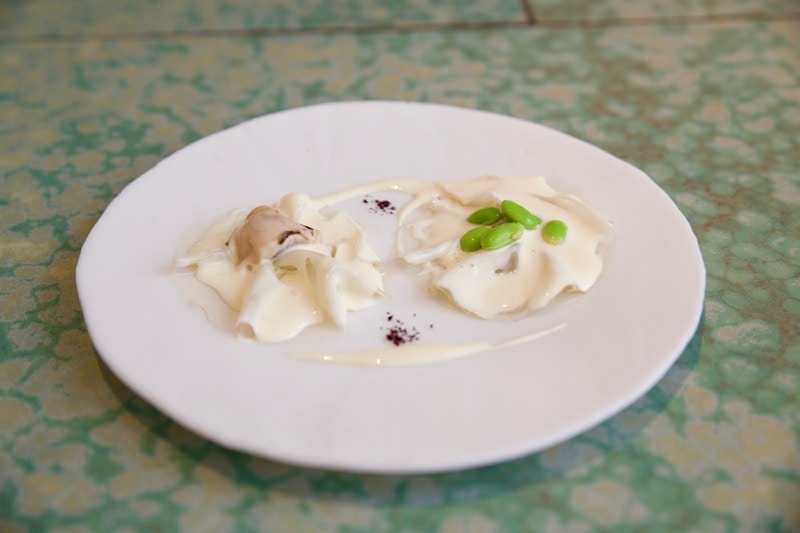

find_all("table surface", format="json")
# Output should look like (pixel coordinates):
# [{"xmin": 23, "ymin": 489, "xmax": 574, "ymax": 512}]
[{"xmin": 2, "ymin": 1, "xmax": 799, "ymax": 531}]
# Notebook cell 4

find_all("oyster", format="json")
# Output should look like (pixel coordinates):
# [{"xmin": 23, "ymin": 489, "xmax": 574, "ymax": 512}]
[{"xmin": 225, "ymin": 206, "xmax": 317, "ymax": 267}]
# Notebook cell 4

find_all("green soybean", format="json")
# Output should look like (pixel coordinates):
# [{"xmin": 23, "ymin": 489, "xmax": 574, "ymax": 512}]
[
  {"xmin": 501, "ymin": 199, "xmax": 541, "ymax": 230},
  {"xmin": 460, "ymin": 226, "xmax": 492, "ymax": 252},
  {"xmin": 467, "ymin": 206, "xmax": 504, "ymax": 225},
  {"xmin": 542, "ymin": 220, "xmax": 568, "ymax": 245},
  {"xmin": 480, "ymin": 222, "xmax": 525, "ymax": 250}
]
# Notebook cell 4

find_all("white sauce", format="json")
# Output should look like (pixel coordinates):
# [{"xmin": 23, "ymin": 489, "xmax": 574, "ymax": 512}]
[
  {"xmin": 174, "ymin": 193, "xmax": 385, "ymax": 342},
  {"xmin": 393, "ymin": 175, "xmax": 609, "ymax": 319},
  {"xmin": 173, "ymin": 176, "xmax": 611, "ymax": 364},
  {"xmin": 290, "ymin": 323, "xmax": 566, "ymax": 366}
]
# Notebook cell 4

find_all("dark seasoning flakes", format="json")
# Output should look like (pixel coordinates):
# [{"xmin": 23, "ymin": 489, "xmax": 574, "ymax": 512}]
[
  {"xmin": 362, "ymin": 195, "xmax": 397, "ymax": 214},
  {"xmin": 383, "ymin": 313, "xmax": 433, "ymax": 346},
  {"xmin": 364, "ymin": 195, "xmax": 433, "ymax": 347}
]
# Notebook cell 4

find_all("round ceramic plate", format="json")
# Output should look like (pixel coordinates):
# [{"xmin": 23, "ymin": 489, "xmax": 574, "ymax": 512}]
[{"xmin": 77, "ymin": 101, "xmax": 705, "ymax": 474}]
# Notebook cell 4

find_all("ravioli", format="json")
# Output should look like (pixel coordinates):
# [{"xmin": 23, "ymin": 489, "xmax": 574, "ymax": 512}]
[
  {"xmin": 174, "ymin": 193, "xmax": 384, "ymax": 342},
  {"xmin": 395, "ymin": 176, "xmax": 610, "ymax": 319},
  {"xmin": 174, "ymin": 176, "xmax": 610, "ymax": 344}
]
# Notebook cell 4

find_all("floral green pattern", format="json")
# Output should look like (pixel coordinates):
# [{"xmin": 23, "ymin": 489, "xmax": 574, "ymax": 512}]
[{"xmin": 1, "ymin": 0, "xmax": 799, "ymax": 530}]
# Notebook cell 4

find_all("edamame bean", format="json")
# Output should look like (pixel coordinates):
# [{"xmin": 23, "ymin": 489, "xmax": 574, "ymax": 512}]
[
  {"xmin": 542, "ymin": 220, "xmax": 568, "ymax": 245},
  {"xmin": 480, "ymin": 222, "xmax": 525, "ymax": 250},
  {"xmin": 501, "ymin": 200, "xmax": 541, "ymax": 230},
  {"xmin": 467, "ymin": 206, "xmax": 504, "ymax": 225},
  {"xmin": 460, "ymin": 226, "xmax": 492, "ymax": 251}
]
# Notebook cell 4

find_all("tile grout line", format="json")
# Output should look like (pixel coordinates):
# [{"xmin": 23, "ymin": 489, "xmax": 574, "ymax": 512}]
[
  {"xmin": 0, "ymin": 10, "xmax": 797, "ymax": 44},
  {"xmin": 520, "ymin": 0, "xmax": 537, "ymax": 25}
]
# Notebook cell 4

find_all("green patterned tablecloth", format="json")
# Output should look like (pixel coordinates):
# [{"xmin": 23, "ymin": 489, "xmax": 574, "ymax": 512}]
[{"xmin": 1, "ymin": 1, "xmax": 798, "ymax": 531}]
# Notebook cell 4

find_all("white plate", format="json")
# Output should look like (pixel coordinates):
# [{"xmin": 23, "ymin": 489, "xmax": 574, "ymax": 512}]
[{"xmin": 77, "ymin": 101, "xmax": 705, "ymax": 474}]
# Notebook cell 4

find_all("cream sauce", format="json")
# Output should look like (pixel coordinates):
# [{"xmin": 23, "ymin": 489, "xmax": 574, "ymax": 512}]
[
  {"xmin": 174, "ymin": 176, "xmax": 610, "ymax": 362},
  {"xmin": 289, "ymin": 323, "xmax": 567, "ymax": 366},
  {"xmin": 174, "ymin": 194, "xmax": 385, "ymax": 343},
  {"xmin": 393, "ymin": 176, "xmax": 610, "ymax": 319}
]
